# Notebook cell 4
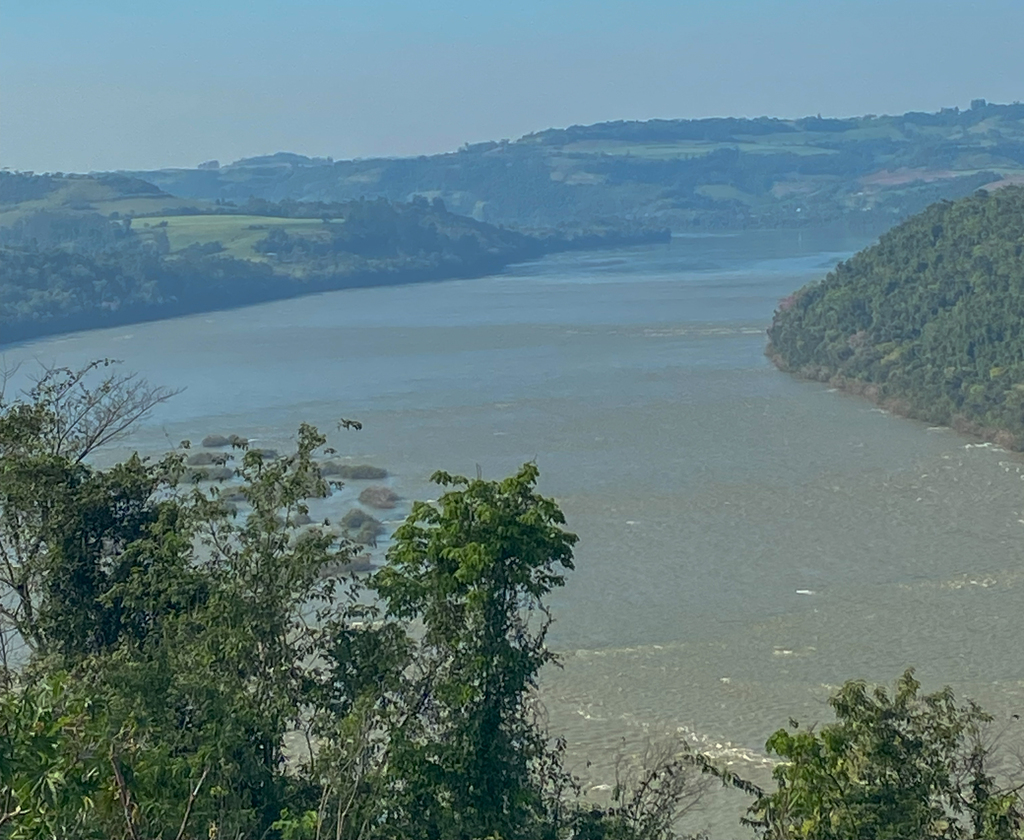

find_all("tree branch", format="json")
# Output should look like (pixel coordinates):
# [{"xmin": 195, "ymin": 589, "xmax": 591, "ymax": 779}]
[
  {"xmin": 110, "ymin": 746, "xmax": 142, "ymax": 840},
  {"xmin": 175, "ymin": 766, "xmax": 210, "ymax": 840}
]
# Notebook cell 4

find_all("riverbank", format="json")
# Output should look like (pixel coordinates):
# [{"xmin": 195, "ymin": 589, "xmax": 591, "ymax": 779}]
[
  {"xmin": 0, "ymin": 227, "xmax": 670, "ymax": 348},
  {"xmin": 11, "ymin": 227, "xmax": 1024, "ymax": 839},
  {"xmin": 765, "ymin": 345, "xmax": 1024, "ymax": 451}
]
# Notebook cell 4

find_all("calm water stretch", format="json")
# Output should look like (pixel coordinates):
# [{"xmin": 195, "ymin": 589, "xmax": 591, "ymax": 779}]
[{"xmin": 6, "ymin": 230, "xmax": 1024, "ymax": 835}]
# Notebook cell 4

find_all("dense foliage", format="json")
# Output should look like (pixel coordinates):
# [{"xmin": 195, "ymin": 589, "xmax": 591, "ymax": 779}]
[
  {"xmin": 1, "ymin": 363, "xmax": 1023, "ymax": 838},
  {"xmin": 123, "ymin": 102, "xmax": 1024, "ymax": 229},
  {"xmin": 0, "ymin": 240, "xmax": 283, "ymax": 342},
  {"xmin": 747, "ymin": 671, "xmax": 1024, "ymax": 839},
  {"xmin": 768, "ymin": 186, "xmax": 1024, "ymax": 446},
  {"xmin": 0, "ymin": 363, "xmax": 700, "ymax": 839},
  {"xmin": 0, "ymin": 194, "xmax": 667, "ymax": 345}
]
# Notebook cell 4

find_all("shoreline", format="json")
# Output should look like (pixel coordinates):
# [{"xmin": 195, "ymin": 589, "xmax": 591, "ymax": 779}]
[
  {"xmin": 0, "ymin": 260, "xmax": 507, "ymax": 349},
  {"xmin": 0, "ymin": 232, "xmax": 670, "ymax": 349},
  {"xmin": 765, "ymin": 344, "xmax": 1024, "ymax": 452}
]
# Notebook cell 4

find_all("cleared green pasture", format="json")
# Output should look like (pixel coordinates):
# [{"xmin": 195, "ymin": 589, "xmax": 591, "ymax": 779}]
[
  {"xmin": 558, "ymin": 140, "xmax": 717, "ymax": 159},
  {"xmin": 0, "ymin": 177, "xmax": 216, "ymax": 225},
  {"xmin": 135, "ymin": 214, "xmax": 327, "ymax": 258},
  {"xmin": 97, "ymin": 196, "xmax": 218, "ymax": 216}
]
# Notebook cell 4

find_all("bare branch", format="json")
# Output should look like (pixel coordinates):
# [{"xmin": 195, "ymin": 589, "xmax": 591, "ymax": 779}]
[
  {"xmin": 175, "ymin": 766, "xmax": 210, "ymax": 840},
  {"xmin": 22, "ymin": 360, "xmax": 181, "ymax": 462},
  {"xmin": 110, "ymin": 746, "xmax": 142, "ymax": 840}
]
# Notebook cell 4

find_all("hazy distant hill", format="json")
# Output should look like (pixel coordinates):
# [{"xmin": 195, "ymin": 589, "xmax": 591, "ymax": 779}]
[
  {"xmin": 124, "ymin": 101, "xmax": 1024, "ymax": 230},
  {"xmin": 0, "ymin": 170, "xmax": 215, "ymax": 224},
  {"xmin": 768, "ymin": 185, "xmax": 1024, "ymax": 447},
  {"xmin": 0, "ymin": 174, "xmax": 668, "ymax": 344}
]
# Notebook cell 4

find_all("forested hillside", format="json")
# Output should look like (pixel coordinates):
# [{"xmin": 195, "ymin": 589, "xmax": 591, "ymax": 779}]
[
  {"xmin": 768, "ymin": 186, "xmax": 1024, "ymax": 446},
  {"xmin": 125, "ymin": 101, "xmax": 1024, "ymax": 230},
  {"xmin": 0, "ymin": 178, "xmax": 667, "ymax": 344}
]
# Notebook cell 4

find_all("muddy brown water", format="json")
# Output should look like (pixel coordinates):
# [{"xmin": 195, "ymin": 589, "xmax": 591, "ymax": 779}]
[{"xmin": 6, "ymin": 230, "xmax": 1024, "ymax": 836}]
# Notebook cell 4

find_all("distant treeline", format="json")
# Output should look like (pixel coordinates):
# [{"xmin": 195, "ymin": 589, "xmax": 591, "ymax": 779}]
[
  {"xmin": 768, "ymin": 186, "xmax": 1024, "ymax": 447},
  {"xmin": 122, "ymin": 102, "xmax": 1024, "ymax": 230},
  {"xmin": 523, "ymin": 101, "xmax": 1024, "ymax": 145},
  {"xmin": 0, "ymin": 195, "xmax": 667, "ymax": 344}
]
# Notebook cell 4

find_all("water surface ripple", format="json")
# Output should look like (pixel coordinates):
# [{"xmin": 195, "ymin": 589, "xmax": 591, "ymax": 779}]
[{"xmin": 7, "ymin": 230, "xmax": 1024, "ymax": 836}]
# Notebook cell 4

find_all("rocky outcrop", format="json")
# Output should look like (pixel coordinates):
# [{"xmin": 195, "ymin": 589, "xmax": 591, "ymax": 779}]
[
  {"xmin": 320, "ymin": 462, "xmax": 388, "ymax": 480},
  {"xmin": 358, "ymin": 486, "xmax": 399, "ymax": 509}
]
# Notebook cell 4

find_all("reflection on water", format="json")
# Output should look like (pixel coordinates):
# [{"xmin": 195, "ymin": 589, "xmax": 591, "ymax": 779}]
[{"xmin": 6, "ymin": 229, "xmax": 1024, "ymax": 836}]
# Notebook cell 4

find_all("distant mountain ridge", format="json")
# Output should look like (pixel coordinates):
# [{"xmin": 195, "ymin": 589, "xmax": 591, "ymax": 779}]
[{"xmin": 120, "ymin": 101, "xmax": 1024, "ymax": 231}]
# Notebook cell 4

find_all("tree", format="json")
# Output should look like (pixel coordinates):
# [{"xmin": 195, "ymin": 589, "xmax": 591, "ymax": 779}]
[
  {"xmin": 0, "ymin": 362, "xmax": 370, "ymax": 838},
  {"xmin": 746, "ymin": 670, "xmax": 1024, "ymax": 840},
  {"xmin": 0, "ymin": 360, "xmax": 179, "ymax": 666},
  {"xmin": 371, "ymin": 464, "xmax": 578, "ymax": 839}
]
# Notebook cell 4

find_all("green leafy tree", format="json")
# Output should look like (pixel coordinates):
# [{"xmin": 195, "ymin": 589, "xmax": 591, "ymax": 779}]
[
  {"xmin": 0, "ymin": 675, "xmax": 109, "ymax": 838},
  {"xmin": 0, "ymin": 360, "xmax": 179, "ymax": 666},
  {"xmin": 0, "ymin": 362, "xmax": 369, "ymax": 838},
  {"xmin": 371, "ymin": 464, "xmax": 578, "ymax": 839},
  {"xmin": 747, "ymin": 670, "xmax": 1024, "ymax": 840}
]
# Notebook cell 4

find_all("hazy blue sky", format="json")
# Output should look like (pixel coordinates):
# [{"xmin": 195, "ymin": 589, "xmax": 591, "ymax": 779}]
[{"xmin": 3, "ymin": 0, "xmax": 1022, "ymax": 172}]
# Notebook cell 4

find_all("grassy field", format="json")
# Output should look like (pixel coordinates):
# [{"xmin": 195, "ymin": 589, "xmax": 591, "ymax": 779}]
[
  {"xmin": 135, "ymin": 214, "xmax": 328, "ymax": 258},
  {"xmin": 0, "ymin": 176, "xmax": 218, "ymax": 226}
]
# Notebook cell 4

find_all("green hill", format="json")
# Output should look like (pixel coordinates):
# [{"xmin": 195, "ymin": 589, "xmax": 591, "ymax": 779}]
[
  {"xmin": 124, "ymin": 101, "xmax": 1024, "ymax": 231},
  {"xmin": 767, "ymin": 185, "xmax": 1024, "ymax": 446},
  {"xmin": 0, "ymin": 171, "xmax": 215, "ymax": 224},
  {"xmin": 0, "ymin": 183, "xmax": 668, "ymax": 345}
]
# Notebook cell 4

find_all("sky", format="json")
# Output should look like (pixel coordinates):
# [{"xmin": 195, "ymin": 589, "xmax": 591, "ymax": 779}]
[{"xmin": 2, "ymin": 0, "xmax": 1023, "ymax": 173}]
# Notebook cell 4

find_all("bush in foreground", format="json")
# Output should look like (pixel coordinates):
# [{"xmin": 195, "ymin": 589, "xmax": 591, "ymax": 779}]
[{"xmin": 1, "ymin": 362, "xmax": 1021, "ymax": 839}]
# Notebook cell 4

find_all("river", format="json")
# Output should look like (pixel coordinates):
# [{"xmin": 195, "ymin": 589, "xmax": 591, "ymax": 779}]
[{"xmin": 5, "ymin": 229, "xmax": 1024, "ymax": 835}]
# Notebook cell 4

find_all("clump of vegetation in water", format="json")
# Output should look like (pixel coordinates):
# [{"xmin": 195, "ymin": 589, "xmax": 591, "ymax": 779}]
[
  {"xmin": 187, "ymin": 451, "xmax": 232, "ymax": 466},
  {"xmin": 351, "ymin": 522, "xmax": 381, "ymax": 546},
  {"xmin": 320, "ymin": 461, "xmax": 388, "ymax": 479},
  {"xmin": 341, "ymin": 508, "xmax": 383, "ymax": 531},
  {"xmin": 189, "ymin": 465, "xmax": 234, "ymax": 482},
  {"xmin": 201, "ymin": 433, "xmax": 248, "ymax": 447}
]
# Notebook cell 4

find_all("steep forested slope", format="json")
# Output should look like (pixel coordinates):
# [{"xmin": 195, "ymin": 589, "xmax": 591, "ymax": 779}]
[{"xmin": 768, "ymin": 186, "xmax": 1024, "ymax": 445}]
